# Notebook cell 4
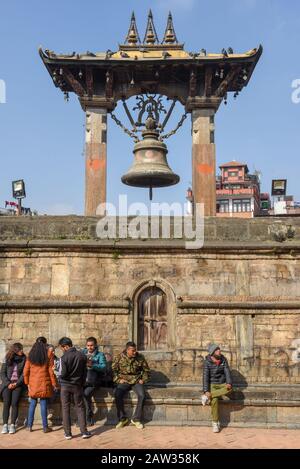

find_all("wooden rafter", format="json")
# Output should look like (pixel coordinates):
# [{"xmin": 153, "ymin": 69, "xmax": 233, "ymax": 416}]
[
  {"xmin": 204, "ymin": 67, "xmax": 212, "ymax": 97},
  {"xmin": 85, "ymin": 67, "xmax": 93, "ymax": 97},
  {"xmin": 214, "ymin": 66, "xmax": 241, "ymax": 97},
  {"xmin": 62, "ymin": 67, "xmax": 86, "ymax": 96}
]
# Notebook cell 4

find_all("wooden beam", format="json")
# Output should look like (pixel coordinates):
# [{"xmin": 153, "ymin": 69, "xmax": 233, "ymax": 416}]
[
  {"xmin": 86, "ymin": 67, "xmax": 93, "ymax": 97},
  {"xmin": 214, "ymin": 66, "xmax": 241, "ymax": 97},
  {"xmin": 105, "ymin": 69, "xmax": 114, "ymax": 98},
  {"xmin": 204, "ymin": 67, "xmax": 212, "ymax": 97},
  {"xmin": 62, "ymin": 67, "xmax": 86, "ymax": 96},
  {"xmin": 189, "ymin": 68, "xmax": 197, "ymax": 97}
]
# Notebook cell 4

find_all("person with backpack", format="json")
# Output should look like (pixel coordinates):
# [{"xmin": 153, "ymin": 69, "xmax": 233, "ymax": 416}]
[
  {"xmin": 0, "ymin": 343, "xmax": 26, "ymax": 434},
  {"xmin": 82, "ymin": 337, "xmax": 107, "ymax": 426},
  {"xmin": 23, "ymin": 337, "xmax": 57, "ymax": 432}
]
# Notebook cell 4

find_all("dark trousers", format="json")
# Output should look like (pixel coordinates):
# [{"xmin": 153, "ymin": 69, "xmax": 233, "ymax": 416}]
[
  {"xmin": 114, "ymin": 383, "xmax": 145, "ymax": 421},
  {"xmin": 60, "ymin": 384, "xmax": 87, "ymax": 435},
  {"xmin": 83, "ymin": 386, "xmax": 95, "ymax": 419},
  {"xmin": 2, "ymin": 386, "xmax": 23, "ymax": 425}
]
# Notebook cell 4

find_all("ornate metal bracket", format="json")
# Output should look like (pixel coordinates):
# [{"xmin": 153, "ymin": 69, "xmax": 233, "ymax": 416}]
[{"xmin": 110, "ymin": 93, "xmax": 187, "ymax": 142}]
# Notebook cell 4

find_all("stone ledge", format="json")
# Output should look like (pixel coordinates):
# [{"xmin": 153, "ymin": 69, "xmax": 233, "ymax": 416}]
[
  {"xmin": 2, "ymin": 386, "xmax": 300, "ymax": 429},
  {"xmin": 1, "ymin": 299, "xmax": 300, "ymax": 312},
  {"xmin": 0, "ymin": 300, "xmax": 129, "ymax": 310},
  {"xmin": 1, "ymin": 216, "xmax": 300, "ymax": 246},
  {"xmin": 1, "ymin": 239, "xmax": 300, "ymax": 253}
]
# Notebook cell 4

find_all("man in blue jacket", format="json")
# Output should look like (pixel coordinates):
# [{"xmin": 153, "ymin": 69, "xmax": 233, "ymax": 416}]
[
  {"xmin": 202, "ymin": 344, "xmax": 232, "ymax": 433},
  {"xmin": 82, "ymin": 337, "xmax": 107, "ymax": 426}
]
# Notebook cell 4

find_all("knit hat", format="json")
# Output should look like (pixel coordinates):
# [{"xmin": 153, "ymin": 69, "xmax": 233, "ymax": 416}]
[{"xmin": 208, "ymin": 343, "xmax": 220, "ymax": 355}]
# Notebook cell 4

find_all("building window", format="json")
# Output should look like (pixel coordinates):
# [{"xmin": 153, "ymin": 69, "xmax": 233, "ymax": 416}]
[
  {"xmin": 233, "ymin": 199, "xmax": 251, "ymax": 212},
  {"xmin": 218, "ymin": 199, "xmax": 229, "ymax": 213},
  {"xmin": 228, "ymin": 171, "xmax": 238, "ymax": 177}
]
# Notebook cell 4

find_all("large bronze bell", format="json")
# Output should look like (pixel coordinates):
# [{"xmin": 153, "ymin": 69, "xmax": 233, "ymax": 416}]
[{"xmin": 121, "ymin": 116, "xmax": 180, "ymax": 199}]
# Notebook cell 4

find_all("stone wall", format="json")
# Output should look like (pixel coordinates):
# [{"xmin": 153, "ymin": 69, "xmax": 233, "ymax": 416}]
[{"xmin": 1, "ymin": 216, "xmax": 300, "ymax": 387}]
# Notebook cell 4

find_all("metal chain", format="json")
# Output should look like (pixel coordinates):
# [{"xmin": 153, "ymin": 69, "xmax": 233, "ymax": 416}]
[
  {"xmin": 110, "ymin": 112, "xmax": 139, "ymax": 142},
  {"xmin": 110, "ymin": 107, "xmax": 188, "ymax": 142},
  {"xmin": 160, "ymin": 112, "xmax": 188, "ymax": 140}
]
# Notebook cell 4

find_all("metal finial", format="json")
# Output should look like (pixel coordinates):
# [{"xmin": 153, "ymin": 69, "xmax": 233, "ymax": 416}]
[
  {"xmin": 162, "ymin": 11, "xmax": 178, "ymax": 44},
  {"xmin": 143, "ymin": 9, "xmax": 159, "ymax": 44},
  {"xmin": 125, "ymin": 11, "xmax": 141, "ymax": 45}
]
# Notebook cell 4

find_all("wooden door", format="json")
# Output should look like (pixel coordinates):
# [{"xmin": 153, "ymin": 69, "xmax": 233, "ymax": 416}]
[{"xmin": 138, "ymin": 287, "xmax": 167, "ymax": 351}]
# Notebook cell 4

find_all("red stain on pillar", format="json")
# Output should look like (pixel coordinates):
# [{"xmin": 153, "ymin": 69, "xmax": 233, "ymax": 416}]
[
  {"xmin": 87, "ymin": 159, "xmax": 106, "ymax": 171},
  {"xmin": 197, "ymin": 163, "xmax": 214, "ymax": 174}
]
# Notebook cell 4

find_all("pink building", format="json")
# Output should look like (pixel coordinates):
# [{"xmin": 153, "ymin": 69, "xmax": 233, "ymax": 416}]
[{"xmin": 216, "ymin": 161, "xmax": 261, "ymax": 218}]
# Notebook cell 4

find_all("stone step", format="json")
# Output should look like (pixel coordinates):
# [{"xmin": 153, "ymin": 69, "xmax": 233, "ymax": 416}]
[{"xmin": 2, "ymin": 385, "xmax": 300, "ymax": 429}]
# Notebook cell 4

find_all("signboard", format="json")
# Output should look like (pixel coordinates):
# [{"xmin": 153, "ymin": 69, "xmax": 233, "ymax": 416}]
[
  {"xmin": 12, "ymin": 179, "xmax": 26, "ymax": 199},
  {"xmin": 271, "ymin": 179, "xmax": 287, "ymax": 196},
  {"xmin": 261, "ymin": 200, "xmax": 270, "ymax": 210}
]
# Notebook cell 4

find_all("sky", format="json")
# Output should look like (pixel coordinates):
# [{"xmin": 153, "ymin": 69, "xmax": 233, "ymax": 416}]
[{"xmin": 1, "ymin": 0, "xmax": 300, "ymax": 214}]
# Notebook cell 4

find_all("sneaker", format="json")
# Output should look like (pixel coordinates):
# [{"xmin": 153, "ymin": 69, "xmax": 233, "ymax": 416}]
[
  {"xmin": 82, "ymin": 431, "xmax": 92, "ymax": 439},
  {"xmin": 43, "ymin": 427, "xmax": 53, "ymax": 433},
  {"xmin": 212, "ymin": 421, "xmax": 220, "ymax": 433},
  {"xmin": 201, "ymin": 394, "xmax": 210, "ymax": 406},
  {"xmin": 64, "ymin": 433, "xmax": 72, "ymax": 440},
  {"xmin": 115, "ymin": 418, "xmax": 129, "ymax": 429},
  {"xmin": 131, "ymin": 419, "xmax": 144, "ymax": 429},
  {"xmin": 9, "ymin": 424, "xmax": 16, "ymax": 434},
  {"xmin": 26, "ymin": 427, "xmax": 33, "ymax": 432},
  {"xmin": 1, "ymin": 424, "xmax": 8, "ymax": 434}
]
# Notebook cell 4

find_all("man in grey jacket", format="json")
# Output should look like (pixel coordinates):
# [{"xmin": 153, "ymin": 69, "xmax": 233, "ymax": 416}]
[{"xmin": 202, "ymin": 344, "xmax": 232, "ymax": 433}]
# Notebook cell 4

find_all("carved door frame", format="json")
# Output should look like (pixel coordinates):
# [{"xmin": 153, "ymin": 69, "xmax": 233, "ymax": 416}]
[{"xmin": 130, "ymin": 279, "xmax": 176, "ymax": 352}]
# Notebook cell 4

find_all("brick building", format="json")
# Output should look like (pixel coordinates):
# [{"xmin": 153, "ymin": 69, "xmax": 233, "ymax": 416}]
[{"xmin": 216, "ymin": 161, "xmax": 261, "ymax": 218}]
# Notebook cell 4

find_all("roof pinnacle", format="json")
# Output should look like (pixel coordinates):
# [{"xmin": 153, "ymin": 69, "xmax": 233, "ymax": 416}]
[
  {"xmin": 143, "ymin": 9, "xmax": 159, "ymax": 45},
  {"xmin": 162, "ymin": 11, "xmax": 178, "ymax": 44},
  {"xmin": 125, "ymin": 11, "xmax": 141, "ymax": 45}
]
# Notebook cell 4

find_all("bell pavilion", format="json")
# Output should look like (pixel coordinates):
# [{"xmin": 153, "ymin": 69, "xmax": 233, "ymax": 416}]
[{"xmin": 39, "ymin": 11, "xmax": 262, "ymax": 216}]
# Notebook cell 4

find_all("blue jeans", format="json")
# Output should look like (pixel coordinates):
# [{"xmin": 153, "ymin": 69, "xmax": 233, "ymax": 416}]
[{"xmin": 27, "ymin": 398, "xmax": 48, "ymax": 429}]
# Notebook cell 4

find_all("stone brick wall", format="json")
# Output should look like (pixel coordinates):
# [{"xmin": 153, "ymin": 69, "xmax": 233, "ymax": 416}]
[{"xmin": 1, "ymin": 216, "xmax": 300, "ymax": 387}]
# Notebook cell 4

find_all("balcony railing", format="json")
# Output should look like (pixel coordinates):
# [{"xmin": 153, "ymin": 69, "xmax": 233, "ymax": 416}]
[{"xmin": 216, "ymin": 188, "xmax": 254, "ymax": 195}]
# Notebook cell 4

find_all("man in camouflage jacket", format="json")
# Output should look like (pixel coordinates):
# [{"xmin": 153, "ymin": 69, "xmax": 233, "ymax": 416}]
[{"xmin": 112, "ymin": 341, "xmax": 150, "ymax": 429}]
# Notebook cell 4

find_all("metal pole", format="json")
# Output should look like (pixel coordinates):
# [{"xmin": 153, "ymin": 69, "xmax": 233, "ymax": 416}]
[{"xmin": 17, "ymin": 199, "xmax": 22, "ymax": 216}]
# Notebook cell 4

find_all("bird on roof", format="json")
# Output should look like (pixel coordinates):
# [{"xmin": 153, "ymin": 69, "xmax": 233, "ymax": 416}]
[
  {"xmin": 162, "ymin": 51, "xmax": 171, "ymax": 59},
  {"xmin": 105, "ymin": 49, "xmax": 114, "ymax": 59}
]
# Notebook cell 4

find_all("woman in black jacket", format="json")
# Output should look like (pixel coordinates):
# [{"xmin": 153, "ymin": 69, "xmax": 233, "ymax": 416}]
[{"xmin": 0, "ymin": 343, "xmax": 26, "ymax": 434}]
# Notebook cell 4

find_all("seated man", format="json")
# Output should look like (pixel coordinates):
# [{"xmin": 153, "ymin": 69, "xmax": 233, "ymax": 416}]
[
  {"xmin": 112, "ymin": 341, "xmax": 150, "ymax": 429},
  {"xmin": 202, "ymin": 343, "xmax": 232, "ymax": 433},
  {"xmin": 82, "ymin": 337, "xmax": 107, "ymax": 426}
]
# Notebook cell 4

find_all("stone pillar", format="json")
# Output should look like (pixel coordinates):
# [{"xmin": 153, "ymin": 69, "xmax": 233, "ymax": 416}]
[
  {"xmin": 191, "ymin": 108, "xmax": 216, "ymax": 216},
  {"xmin": 85, "ymin": 108, "xmax": 107, "ymax": 216}
]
